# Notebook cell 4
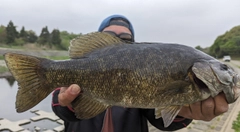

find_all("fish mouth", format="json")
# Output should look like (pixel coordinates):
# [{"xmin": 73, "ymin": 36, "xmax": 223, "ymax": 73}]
[
  {"xmin": 233, "ymin": 75, "xmax": 240, "ymax": 100},
  {"xmin": 191, "ymin": 61, "xmax": 240, "ymax": 103},
  {"xmin": 191, "ymin": 69, "xmax": 237, "ymax": 103},
  {"xmin": 220, "ymin": 74, "xmax": 240, "ymax": 104}
]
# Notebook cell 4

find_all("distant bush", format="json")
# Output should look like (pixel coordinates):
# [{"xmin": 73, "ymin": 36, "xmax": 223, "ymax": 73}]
[{"xmin": 15, "ymin": 38, "xmax": 25, "ymax": 46}]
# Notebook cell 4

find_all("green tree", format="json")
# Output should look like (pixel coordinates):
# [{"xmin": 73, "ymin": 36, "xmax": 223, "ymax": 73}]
[
  {"xmin": 19, "ymin": 26, "xmax": 29, "ymax": 42},
  {"xmin": 195, "ymin": 45, "xmax": 203, "ymax": 51},
  {"xmin": 6, "ymin": 20, "xmax": 18, "ymax": 44},
  {"xmin": 51, "ymin": 29, "xmax": 61, "ymax": 45},
  {"xmin": 209, "ymin": 25, "xmax": 240, "ymax": 57},
  {"xmin": 19, "ymin": 26, "xmax": 28, "ymax": 41},
  {"xmin": 19, "ymin": 26, "xmax": 26, "ymax": 37},
  {"xmin": 38, "ymin": 26, "xmax": 50, "ymax": 45},
  {"xmin": 0, "ymin": 25, "xmax": 7, "ymax": 44},
  {"xmin": 233, "ymin": 36, "xmax": 240, "ymax": 46},
  {"xmin": 27, "ymin": 30, "xmax": 38, "ymax": 43},
  {"xmin": 60, "ymin": 31, "xmax": 81, "ymax": 50}
]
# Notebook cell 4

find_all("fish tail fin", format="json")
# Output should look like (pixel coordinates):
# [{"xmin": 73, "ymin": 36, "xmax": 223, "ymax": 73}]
[{"xmin": 4, "ymin": 53, "xmax": 54, "ymax": 113}]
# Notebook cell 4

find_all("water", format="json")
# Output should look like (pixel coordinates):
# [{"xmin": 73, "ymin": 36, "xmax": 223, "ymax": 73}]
[{"xmin": 0, "ymin": 78, "xmax": 61, "ymax": 131}]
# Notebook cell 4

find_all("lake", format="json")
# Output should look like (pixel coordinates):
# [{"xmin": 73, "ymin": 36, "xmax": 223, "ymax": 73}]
[{"xmin": 0, "ymin": 78, "xmax": 63, "ymax": 131}]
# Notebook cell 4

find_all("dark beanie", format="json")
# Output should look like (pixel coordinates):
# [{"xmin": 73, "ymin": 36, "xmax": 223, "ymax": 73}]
[{"xmin": 98, "ymin": 15, "xmax": 135, "ymax": 40}]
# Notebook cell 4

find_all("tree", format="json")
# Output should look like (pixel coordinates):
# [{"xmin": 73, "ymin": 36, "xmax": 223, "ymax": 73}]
[
  {"xmin": 27, "ymin": 30, "xmax": 38, "ymax": 43},
  {"xmin": 0, "ymin": 25, "xmax": 7, "ymax": 43},
  {"xmin": 51, "ymin": 29, "xmax": 61, "ymax": 45},
  {"xmin": 209, "ymin": 25, "xmax": 240, "ymax": 57},
  {"xmin": 19, "ymin": 26, "xmax": 28, "ymax": 42},
  {"xmin": 195, "ymin": 45, "xmax": 203, "ymax": 51},
  {"xmin": 38, "ymin": 26, "xmax": 50, "ymax": 45},
  {"xmin": 233, "ymin": 36, "xmax": 240, "ymax": 46},
  {"xmin": 60, "ymin": 31, "xmax": 81, "ymax": 50},
  {"xmin": 6, "ymin": 20, "xmax": 18, "ymax": 44},
  {"xmin": 19, "ymin": 27, "xmax": 27, "ymax": 37}
]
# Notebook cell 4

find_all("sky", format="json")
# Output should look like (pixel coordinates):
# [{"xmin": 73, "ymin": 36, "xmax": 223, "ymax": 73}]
[{"xmin": 1, "ymin": 0, "xmax": 240, "ymax": 48}]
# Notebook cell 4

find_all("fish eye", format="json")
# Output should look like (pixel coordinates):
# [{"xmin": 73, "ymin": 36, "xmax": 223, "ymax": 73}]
[{"xmin": 233, "ymin": 76, "xmax": 237, "ymax": 84}]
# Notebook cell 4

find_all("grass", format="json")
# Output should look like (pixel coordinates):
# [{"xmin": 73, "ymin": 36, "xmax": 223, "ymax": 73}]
[
  {"xmin": 0, "ymin": 65, "xmax": 8, "ymax": 73},
  {"xmin": 0, "ymin": 55, "xmax": 4, "ymax": 60},
  {"xmin": 0, "ymin": 44, "xmax": 24, "ymax": 49},
  {"xmin": 231, "ymin": 56, "xmax": 240, "ymax": 60},
  {"xmin": 44, "ymin": 56, "xmax": 69, "ymax": 60},
  {"xmin": 232, "ymin": 112, "xmax": 240, "ymax": 132},
  {"xmin": 0, "ymin": 55, "xmax": 68, "ymax": 74},
  {"xmin": 0, "ymin": 43, "xmax": 69, "ymax": 60},
  {"xmin": 210, "ymin": 125, "xmax": 215, "ymax": 129},
  {"xmin": 0, "ymin": 55, "xmax": 69, "ymax": 60}
]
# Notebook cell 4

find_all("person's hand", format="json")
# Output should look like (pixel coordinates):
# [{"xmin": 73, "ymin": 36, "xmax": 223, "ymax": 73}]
[
  {"xmin": 58, "ymin": 84, "xmax": 81, "ymax": 108},
  {"xmin": 178, "ymin": 92, "xmax": 229, "ymax": 121}
]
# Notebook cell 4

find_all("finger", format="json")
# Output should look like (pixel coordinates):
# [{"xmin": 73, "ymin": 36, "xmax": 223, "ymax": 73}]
[
  {"xmin": 189, "ymin": 101, "xmax": 204, "ymax": 120},
  {"xmin": 59, "ymin": 87, "xmax": 68, "ymax": 94},
  {"xmin": 178, "ymin": 101, "xmax": 202, "ymax": 120},
  {"xmin": 201, "ymin": 97, "xmax": 215, "ymax": 121},
  {"xmin": 214, "ymin": 92, "xmax": 229, "ymax": 116},
  {"xmin": 178, "ymin": 105, "xmax": 192, "ymax": 119},
  {"xmin": 58, "ymin": 84, "xmax": 81, "ymax": 106}
]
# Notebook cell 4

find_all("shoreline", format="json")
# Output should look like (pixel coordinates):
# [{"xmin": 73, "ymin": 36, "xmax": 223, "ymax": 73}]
[
  {"xmin": 0, "ymin": 48, "xmax": 68, "ymax": 79},
  {"xmin": 0, "ymin": 71, "xmax": 12, "ymax": 78}
]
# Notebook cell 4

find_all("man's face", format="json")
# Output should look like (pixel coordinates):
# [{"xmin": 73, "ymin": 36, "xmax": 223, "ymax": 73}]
[{"xmin": 102, "ymin": 25, "xmax": 133, "ymax": 42}]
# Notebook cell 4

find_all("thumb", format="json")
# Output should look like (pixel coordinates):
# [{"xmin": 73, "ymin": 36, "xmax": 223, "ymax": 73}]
[
  {"xmin": 69, "ymin": 84, "xmax": 81, "ymax": 95},
  {"xmin": 58, "ymin": 84, "xmax": 80, "ymax": 106}
]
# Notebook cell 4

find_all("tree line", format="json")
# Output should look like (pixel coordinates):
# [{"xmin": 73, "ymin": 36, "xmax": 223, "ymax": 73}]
[
  {"xmin": 209, "ymin": 25, "xmax": 240, "ymax": 58},
  {"xmin": 1, "ymin": 20, "xmax": 239, "ymax": 56},
  {"xmin": 193, "ymin": 25, "xmax": 240, "ymax": 58},
  {"xmin": 0, "ymin": 20, "xmax": 81, "ymax": 50}
]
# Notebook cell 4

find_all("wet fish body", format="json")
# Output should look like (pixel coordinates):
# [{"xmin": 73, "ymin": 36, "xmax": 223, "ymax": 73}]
[{"xmin": 4, "ymin": 32, "xmax": 240, "ymax": 127}]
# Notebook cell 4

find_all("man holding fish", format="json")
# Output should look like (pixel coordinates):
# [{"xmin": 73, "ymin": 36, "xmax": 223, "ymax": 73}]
[{"xmin": 50, "ymin": 15, "xmax": 230, "ymax": 131}]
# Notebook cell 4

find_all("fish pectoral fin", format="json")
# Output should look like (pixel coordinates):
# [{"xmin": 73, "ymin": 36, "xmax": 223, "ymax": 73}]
[
  {"xmin": 72, "ymin": 94, "xmax": 110, "ymax": 119},
  {"xmin": 155, "ymin": 106, "xmax": 182, "ymax": 128},
  {"xmin": 69, "ymin": 32, "xmax": 126, "ymax": 59},
  {"xmin": 155, "ymin": 107, "xmax": 165, "ymax": 118}
]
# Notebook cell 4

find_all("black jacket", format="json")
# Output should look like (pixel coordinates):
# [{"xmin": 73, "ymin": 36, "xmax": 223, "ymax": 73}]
[{"xmin": 52, "ymin": 89, "xmax": 192, "ymax": 132}]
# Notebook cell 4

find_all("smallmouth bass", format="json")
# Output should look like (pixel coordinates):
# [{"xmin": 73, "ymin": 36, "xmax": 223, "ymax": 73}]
[{"xmin": 4, "ymin": 32, "xmax": 240, "ymax": 127}]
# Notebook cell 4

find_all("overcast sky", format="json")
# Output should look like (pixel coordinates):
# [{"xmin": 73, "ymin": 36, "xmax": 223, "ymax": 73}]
[{"xmin": 1, "ymin": 0, "xmax": 240, "ymax": 48}]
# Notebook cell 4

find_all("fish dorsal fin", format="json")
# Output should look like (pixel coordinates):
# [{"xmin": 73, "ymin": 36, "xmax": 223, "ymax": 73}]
[{"xmin": 69, "ymin": 32, "xmax": 125, "ymax": 59}]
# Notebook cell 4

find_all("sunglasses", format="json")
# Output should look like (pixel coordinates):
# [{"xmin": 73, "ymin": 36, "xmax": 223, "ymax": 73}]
[{"xmin": 103, "ymin": 31, "xmax": 134, "ymax": 42}]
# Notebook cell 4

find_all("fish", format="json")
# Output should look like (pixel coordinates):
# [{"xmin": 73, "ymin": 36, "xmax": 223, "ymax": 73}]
[{"xmin": 4, "ymin": 32, "xmax": 240, "ymax": 127}]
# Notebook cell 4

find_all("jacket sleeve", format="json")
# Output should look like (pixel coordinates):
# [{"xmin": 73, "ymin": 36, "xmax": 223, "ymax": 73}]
[
  {"xmin": 51, "ymin": 88, "xmax": 81, "ymax": 122},
  {"xmin": 141, "ymin": 109, "xmax": 192, "ymax": 131}
]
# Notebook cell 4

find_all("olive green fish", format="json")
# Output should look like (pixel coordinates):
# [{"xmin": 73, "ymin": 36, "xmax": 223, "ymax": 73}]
[{"xmin": 4, "ymin": 32, "xmax": 240, "ymax": 127}]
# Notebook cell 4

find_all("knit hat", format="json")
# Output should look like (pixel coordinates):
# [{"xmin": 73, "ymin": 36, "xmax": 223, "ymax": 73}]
[{"xmin": 98, "ymin": 15, "xmax": 135, "ymax": 40}]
